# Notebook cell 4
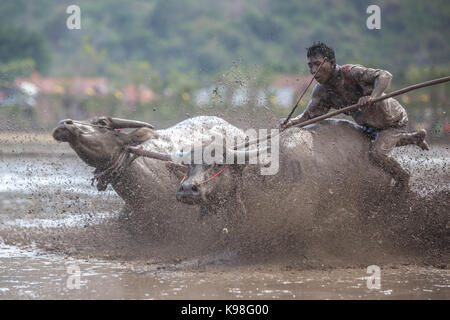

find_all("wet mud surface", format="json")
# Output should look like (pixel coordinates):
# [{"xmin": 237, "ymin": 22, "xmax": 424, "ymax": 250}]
[
  {"xmin": 1, "ymin": 242, "xmax": 448, "ymax": 299},
  {"xmin": 0, "ymin": 138, "xmax": 449, "ymax": 299}
]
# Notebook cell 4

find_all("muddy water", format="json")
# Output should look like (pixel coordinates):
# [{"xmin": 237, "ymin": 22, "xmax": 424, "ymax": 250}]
[
  {"xmin": 0, "ymin": 242, "xmax": 449, "ymax": 299},
  {"xmin": 0, "ymin": 144, "xmax": 449, "ymax": 299}
]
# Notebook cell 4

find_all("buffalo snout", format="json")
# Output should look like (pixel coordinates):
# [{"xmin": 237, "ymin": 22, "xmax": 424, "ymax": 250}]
[
  {"xmin": 176, "ymin": 183, "xmax": 202, "ymax": 204},
  {"xmin": 53, "ymin": 119, "xmax": 75, "ymax": 142}
]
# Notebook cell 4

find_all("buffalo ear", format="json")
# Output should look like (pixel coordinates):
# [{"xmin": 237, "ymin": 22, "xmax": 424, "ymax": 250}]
[
  {"xmin": 122, "ymin": 127, "xmax": 158, "ymax": 146},
  {"xmin": 165, "ymin": 161, "xmax": 187, "ymax": 181}
]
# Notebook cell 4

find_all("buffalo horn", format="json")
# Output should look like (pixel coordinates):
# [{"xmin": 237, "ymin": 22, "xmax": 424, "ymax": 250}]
[
  {"xmin": 110, "ymin": 117, "xmax": 155, "ymax": 129},
  {"xmin": 127, "ymin": 146, "xmax": 186, "ymax": 162}
]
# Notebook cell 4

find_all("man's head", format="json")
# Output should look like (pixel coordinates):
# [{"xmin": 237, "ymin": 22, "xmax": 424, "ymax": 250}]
[{"xmin": 306, "ymin": 42, "xmax": 336, "ymax": 84}]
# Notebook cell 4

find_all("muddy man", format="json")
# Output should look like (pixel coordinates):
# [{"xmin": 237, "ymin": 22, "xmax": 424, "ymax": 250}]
[{"xmin": 279, "ymin": 42, "xmax": 430, "ymax": 192}]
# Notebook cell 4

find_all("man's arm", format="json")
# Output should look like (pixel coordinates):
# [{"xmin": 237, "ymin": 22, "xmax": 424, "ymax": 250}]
[
  {"xmin": 350, "ymin": 65, "xmax": 392, "ymax": 106},
  {"xmin": 370, "ymin": 70, "xmax": 392, "ymax": 99},
  {"xmin": 289, "ymin": 100, "xmax": 315, "ymax": 126},
  {"xmin": 286, "ymin": 85, "xmax": 330, "ymax": 128}
]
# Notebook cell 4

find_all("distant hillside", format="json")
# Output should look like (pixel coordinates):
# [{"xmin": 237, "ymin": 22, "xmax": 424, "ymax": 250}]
[{"xmin": 0, "ymin": 0, "xmax": 449, "ymax": 83}]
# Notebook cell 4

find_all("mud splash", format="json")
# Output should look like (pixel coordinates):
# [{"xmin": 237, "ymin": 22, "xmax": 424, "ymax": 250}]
[{"xmin": 0, "ymin": 132, "xmax": 448, "ymax": 299}]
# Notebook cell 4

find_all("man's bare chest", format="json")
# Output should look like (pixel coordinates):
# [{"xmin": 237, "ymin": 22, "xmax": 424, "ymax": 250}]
[{"xmin": 323, "ymin": 78, "xmax": 365, "ymax": 109}]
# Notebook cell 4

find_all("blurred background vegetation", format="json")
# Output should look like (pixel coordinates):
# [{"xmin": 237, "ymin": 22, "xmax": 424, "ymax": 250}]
[{"xmin": 0, "ymin": 0, "xmax": 448, "ymax": 138}]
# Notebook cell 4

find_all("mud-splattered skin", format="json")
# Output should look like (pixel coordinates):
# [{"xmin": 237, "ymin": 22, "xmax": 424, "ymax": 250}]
[
  {"xmin": 177, "ymin": 120, "xmax": 393, "ymax": 234},
  {"xmin": 1, "ymin": 112, "xmax": 447, "ymax": 295},
  {"xmin": 176, "ymin": 157, "xmax": 245, "ymax": 219},
  {"xmin": 292, "ymin": 55, "xmax": 399, "ymax": 126},
  {"xmin": 52, "ymin": 117, "xmax": 155, "ymax": 170},
  {"xmin": 285, "ymin": 54, "xmax": 429, "ymax": 191},
  {"xmin": 52, "ymin": 116, "xmax": 246, "ymax": 236}
]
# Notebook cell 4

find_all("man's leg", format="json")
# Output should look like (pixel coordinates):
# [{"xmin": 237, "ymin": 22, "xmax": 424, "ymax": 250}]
[
  {"xmin": 369, "ymin": 127, "xmax": 411, "ymax": 192},
  {"xmin": 381, "ymin": 98, "xmax": 429, "ymax": 151},
  {"xmin": 395, "ymin": 128, "xmax": 430, "ymax": 150}
]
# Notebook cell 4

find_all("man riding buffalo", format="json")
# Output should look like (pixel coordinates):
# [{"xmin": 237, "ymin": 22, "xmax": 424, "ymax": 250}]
[{"xmin": 279, "ymin": 42, "xmax": 430, "ymax": 192}]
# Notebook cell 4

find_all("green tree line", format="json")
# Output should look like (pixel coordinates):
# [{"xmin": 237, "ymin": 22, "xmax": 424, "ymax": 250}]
[
  {"xmin": 0, "ymin": 0, "xmax": 448, "ymax": 84},
  {"xmin": 0, "ymin": 0, "xmax": 448, "ymax": 134}
]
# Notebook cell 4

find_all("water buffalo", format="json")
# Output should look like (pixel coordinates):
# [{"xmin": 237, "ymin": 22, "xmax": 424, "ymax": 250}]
[
  {"xmin": 172, "ymin": 119, "xmax": 394, "ymax": 235},
  {"xmin": 52, "ymin": 115, "xmax": 246, "ymax": 236}
]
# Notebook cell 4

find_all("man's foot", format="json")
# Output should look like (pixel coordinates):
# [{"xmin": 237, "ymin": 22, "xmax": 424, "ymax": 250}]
[{"xmin": 416, "ymin": 129, "xmax": 430, "ymax": 151}]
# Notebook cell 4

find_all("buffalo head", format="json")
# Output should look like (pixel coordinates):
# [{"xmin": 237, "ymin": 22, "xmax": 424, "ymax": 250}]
[
  {"xmin": 52, "ymin": 116, "xmax": 157, "ymax": 170},
  {"xmin": 174, "ymin": 143, "xmax": 264, "ymax": 206}
]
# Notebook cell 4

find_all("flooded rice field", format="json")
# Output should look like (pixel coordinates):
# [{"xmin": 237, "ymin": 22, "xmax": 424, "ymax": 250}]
[
  {"xmin": 0, "ymin": 140, "xmax": 449, "ymax": 300},
  {"xmin": 1, "ymin": 241, "xmax": 448, "ymax": 299}
]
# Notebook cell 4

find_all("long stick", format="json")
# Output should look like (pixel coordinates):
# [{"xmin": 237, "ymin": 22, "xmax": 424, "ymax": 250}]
[
  {"xmin": 234, "ymin": 59, "xmax": 327, "ymax": 150},
  {"xmin": 283, "ymin": 58, "xmax": 327, "ymax": 125},
  {"xmin": 234, "ymin": 75, "xmax": 450, "ymax": 150},
  {"xmin": 128, "ymin": 76, "xmax": 450, "ymax": 159},
  {"xmin": 286, "ymin": 75, "xmax": 450, "ymax": 130}
]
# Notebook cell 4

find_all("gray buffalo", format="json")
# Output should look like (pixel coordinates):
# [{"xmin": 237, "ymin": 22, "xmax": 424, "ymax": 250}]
[
  {"xmin": 170, "ymin": 119, "xmax": 394, "ymax": 235},
  {"xmin": 52, "ymin": 115, "xmax": 246, "ymax": 236}
]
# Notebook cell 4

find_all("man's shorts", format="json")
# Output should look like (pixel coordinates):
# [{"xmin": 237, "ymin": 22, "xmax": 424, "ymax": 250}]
[{"xmin": 372, "ymin": 125, "xmax": 409, "ymax": 155}]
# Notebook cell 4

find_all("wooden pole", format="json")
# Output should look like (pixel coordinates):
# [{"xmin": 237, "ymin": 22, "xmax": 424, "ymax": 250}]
[
  {"xmin": 283, "ymin": 58, "xmax": 327, "ymax": 125},
  {"xmin": 285, "ymin": 75, "xmax": 450, "ymax": 130}
]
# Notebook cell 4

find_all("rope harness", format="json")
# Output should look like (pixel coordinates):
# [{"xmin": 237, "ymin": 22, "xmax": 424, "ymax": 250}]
[
  {"xmin": 91, "ymin": 148, "xmax": 140, "ymax": 191},
  {"xmin": 180, "ymin": 165, "xmax": 228, "ymax": 186},
  {"xmin": 92, "ymin": 148, "xmax": 228, "ymax": 190},
  {"xmin": 80, "ymin": 121, "xmax": 132, "ymax": 190}
]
